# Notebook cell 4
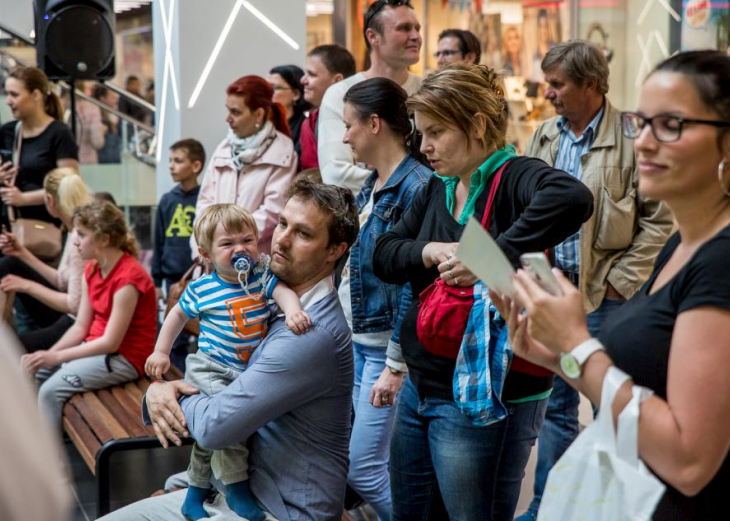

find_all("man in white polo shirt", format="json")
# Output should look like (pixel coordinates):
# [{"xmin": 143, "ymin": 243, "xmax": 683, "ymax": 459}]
[{"xmin": 318, "ymin": 0, "xmax": 422, "ymax": 195}]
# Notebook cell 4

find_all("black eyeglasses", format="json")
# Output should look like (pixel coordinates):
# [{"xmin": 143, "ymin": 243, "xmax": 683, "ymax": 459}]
[
  {"xmin": 364, "ymin": 0, "xmax": 412, "ymax": 33},
  {"xmin": 433, "ymin": 50, "xmax": 462, "ymax": 58},
  {"xmin": 621, "ymin": 111, "xmax": 730, "ymax": 143}
]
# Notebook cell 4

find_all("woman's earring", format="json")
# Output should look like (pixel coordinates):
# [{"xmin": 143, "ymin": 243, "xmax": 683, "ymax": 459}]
[
  {"xmin": 719, "ymin": 160, "xmax": 730, "ymax": 197},
  {"xmin": 255, "ymin": 122, "xmax": 261, "ymax": 129}
]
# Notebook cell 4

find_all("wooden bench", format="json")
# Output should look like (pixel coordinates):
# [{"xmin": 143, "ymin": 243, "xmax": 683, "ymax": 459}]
[{"xmin": 62, "ymin": 366, "xmax": 193, "ymax": 517}]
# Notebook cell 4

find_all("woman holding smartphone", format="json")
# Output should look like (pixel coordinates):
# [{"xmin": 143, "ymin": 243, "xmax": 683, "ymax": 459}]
[{"xmin": 495, "ymin": 50, "xmax": 730, "ymax": 520}]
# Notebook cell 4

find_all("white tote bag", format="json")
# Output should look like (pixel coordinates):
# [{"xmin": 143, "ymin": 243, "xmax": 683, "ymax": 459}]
[{"xmin": 537, "ymin": 367, "xmax": 666, "ymax": 521}]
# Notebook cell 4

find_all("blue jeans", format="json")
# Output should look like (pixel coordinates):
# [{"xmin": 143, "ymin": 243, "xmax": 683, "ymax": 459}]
[
  {"xmin": 524, "ymin": 297, "xmax": 624, "ymax": 516},
  {"xmin": 349, "ymin": 342, "xmax": 398, "ymax": 521},
  {"xmin": 391, "ymin": 378, "xmax": 548, "ymax": 521}
]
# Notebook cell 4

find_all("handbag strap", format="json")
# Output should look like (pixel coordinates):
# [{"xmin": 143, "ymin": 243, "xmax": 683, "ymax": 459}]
[
  {"xmin": 180, "ymin": 257, "xmax": 203, "ymax": 284},
  {"xmin": 7, "ymin": 122, "xmax": 22, "ymax": 224},
  {"xmin": 479, "ymin": 160, "xmax": 510, "ymax": 231}
]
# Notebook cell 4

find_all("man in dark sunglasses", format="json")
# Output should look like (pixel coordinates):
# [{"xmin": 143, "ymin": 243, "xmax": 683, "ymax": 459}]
[
  {"xmin": 319, "ymin": 0, "xmax": 422, "ymax": 196},
  {"xmin": 517, "ymin": 40, "xmax": 674, "ymax": 521}
]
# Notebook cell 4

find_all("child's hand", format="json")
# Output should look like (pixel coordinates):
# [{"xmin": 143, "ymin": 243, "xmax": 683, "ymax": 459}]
[
  {"xmin": 286, "ymin": 310, "xmax": 312, "ymax": 335},
  {"xmin": 145, "ymin": 351, "xmax": 171, "ymax": 379}
]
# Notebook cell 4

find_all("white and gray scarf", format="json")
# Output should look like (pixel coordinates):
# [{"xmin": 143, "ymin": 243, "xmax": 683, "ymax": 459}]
[{"xmin": 227, "ymin": 120, "xmax": 276, "ymax": 170}]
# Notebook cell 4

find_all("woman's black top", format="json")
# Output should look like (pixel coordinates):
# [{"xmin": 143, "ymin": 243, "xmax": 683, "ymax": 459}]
[
  {"xmin": 373, "ymin": 156, "xmax": 594, "ymax": 401},
  {"xmin": 0, "ymin": 120, "xmax": 78, "ymax": 223},
  {"xmin": 288, "ymin": 112, "xmax": 306, "ymax": 164},
  {"xmin": 600, "ymin": 224, "xmax": 730, "ymax": 519}
]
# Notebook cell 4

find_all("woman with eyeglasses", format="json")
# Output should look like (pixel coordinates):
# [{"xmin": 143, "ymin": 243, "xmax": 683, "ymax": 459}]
[
  {"xmin": 493, "ymin": 50, "xmax": 730, "ymax": 519},
  {"xmin": 268, "ymin": 65, "xmax": 311, "ymax": 165},
  {"xmin": 195, "ymin": 76, "xmax": 297, "ymax": 256}
]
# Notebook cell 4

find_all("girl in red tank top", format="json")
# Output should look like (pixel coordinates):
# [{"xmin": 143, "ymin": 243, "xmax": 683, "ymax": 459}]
[{"xmin": 21, "ymin": 201, "xmax": 156, "ymax": 426}]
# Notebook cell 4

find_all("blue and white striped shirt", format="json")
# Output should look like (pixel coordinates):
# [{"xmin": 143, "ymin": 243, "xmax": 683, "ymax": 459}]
[
  {"xmin": 179, "ymin": 269, "xmax": 278, "ymax": 371},
  {"xmin": 553, "ymin": 105, "xmax": 604, "ymax": 274}
]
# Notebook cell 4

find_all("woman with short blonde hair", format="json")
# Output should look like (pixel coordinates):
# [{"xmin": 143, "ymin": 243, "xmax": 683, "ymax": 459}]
[
  {"xmin": 0, "ymin": 168, "xmax": 93, "ymax": 351},
  {"xmin": 373, "ymin": 63, "xmax": 594, "ymax": 520}
]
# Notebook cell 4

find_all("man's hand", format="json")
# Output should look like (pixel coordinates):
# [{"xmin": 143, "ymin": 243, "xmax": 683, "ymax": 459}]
[
  {"xmin": 146, "ymin": 380, "xmax": 199, "ymax": 448},
  {"xmin": 286, "ymin": 309, "xmax": 312, "ymax": 335}
]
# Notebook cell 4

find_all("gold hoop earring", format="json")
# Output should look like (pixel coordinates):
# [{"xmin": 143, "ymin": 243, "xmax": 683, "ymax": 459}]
[{"xmin": 719, "ymin": 160, "xmax": 730, "ymax": 197}]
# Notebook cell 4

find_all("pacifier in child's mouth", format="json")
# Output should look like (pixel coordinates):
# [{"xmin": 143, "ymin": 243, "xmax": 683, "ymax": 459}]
[{"xmin": 231, "ymin": 252, "xmax": 255, "ymax": 295}]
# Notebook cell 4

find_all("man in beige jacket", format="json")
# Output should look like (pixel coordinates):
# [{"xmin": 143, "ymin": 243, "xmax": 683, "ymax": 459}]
[{"xmin": 516, "ymin": 40, "xmax": 674, "ymax": 521}]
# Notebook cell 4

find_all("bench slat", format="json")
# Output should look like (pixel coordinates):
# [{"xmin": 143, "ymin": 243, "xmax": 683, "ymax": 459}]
[
  {"xmin": 124, "ymin": 381, "xmax": 146, "ymax": 404},
  {"xmin": 97, "ymin": 389, "xmax": 148, "ymax": 438},
  {"xmin": 136, "ymin": 378, "xmax": 151, "ymax": 395},
  {"xmin": 111, "ymin": 386, "xmax": 156, "ymax": 437},
  {"xmin": 63, "ymin": 404, "xmax": 100, "ymax": 474},
  {"xmin": 83, "ymin": 393, "xmax": 131, "ymax": 440},
  {"xmin": 111, "ymin": 385, "xmax": 143, "ymax": 420},
  {"xmin": 68, "ymin": 395, "xmax": 114, "ymax": 444}
]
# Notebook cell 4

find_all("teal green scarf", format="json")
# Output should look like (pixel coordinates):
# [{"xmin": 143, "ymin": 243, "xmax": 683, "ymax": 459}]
[{"xmin": 435, "ymin": 145, "xmax": 517, "ymax": 224}]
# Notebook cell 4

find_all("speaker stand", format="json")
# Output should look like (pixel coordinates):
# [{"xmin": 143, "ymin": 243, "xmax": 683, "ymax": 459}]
[{"xmin": 69, "ymin": 78, "xmax": 77, "ymax": 139}]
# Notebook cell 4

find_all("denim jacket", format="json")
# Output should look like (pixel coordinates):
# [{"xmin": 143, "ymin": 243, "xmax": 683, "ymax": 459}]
[{"xmin": 349, "ymin": 153, "xmax": 431, "ymax": 361}]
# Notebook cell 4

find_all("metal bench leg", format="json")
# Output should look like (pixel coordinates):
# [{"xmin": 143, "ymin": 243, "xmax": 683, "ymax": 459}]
[{"xmin": 96, "ymin": 443, "xmax": 114, "ymax": 518}]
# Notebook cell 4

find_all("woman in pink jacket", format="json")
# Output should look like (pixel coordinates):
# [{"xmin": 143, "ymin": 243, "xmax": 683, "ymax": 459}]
[{"xmin": 195, "ymin": 75, "xmax": 298, "ymax": 255}]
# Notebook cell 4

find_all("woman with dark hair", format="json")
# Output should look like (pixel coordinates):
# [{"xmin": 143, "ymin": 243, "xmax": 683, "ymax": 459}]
[
  {"xmin": 495, "ymin": 50, "xmax": 730, "ymax": 520},
  {"xmin": 339, "ymin": 77, "xmax": 431, "ymax": 520},
  {"xmin": 0, "ymin": 66, "xmax": 79, "ymax": 228},
  {"xmin": 195, "ymin": 75, "xmax": 297, "ymax": 255},
  {"xmin": 268, "ymin": 65, "xmax": 311, "ymax": 160}
]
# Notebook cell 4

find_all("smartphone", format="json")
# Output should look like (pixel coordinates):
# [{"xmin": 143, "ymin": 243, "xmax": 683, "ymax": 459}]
[
  {"xmin": 0, "ymin": 149, "xmax": 12, "ymax": 165},
  {"xmin": 519, "ymin": 252, "xmax": 562, "ymax": 296}
]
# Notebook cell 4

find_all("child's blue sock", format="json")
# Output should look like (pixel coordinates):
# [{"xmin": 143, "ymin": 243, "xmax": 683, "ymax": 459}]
[
  {"xmin": 181, "ymin": 486, "xmax": 210, "ymax": 521},
  {"xmin": 225, "ymin": 480, "xmax": 266, "ymax": 521}
]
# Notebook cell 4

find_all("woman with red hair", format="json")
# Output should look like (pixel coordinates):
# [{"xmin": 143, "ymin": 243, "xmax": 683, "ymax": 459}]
[{"xmin": 195, "ymin": 75, "xmax": 297, "ymax": 255}]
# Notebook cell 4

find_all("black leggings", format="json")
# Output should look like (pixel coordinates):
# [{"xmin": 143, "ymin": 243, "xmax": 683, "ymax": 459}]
[
  {"xmin": 20, "ymin": 314, "xmax": 75, "ymax": 352},
  {"xmin": 0, "ymin": 256, "xmax": 64, "ymax": 329}
]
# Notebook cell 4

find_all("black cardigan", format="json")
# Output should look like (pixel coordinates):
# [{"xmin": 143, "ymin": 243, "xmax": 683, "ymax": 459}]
[{"xmin": 373, "ymin": 156, "xmax": 594, "ymax": 400}]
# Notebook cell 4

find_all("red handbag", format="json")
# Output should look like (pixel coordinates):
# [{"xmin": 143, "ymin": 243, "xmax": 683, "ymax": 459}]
[{"xmin": 416, "ymin": 161, "xmax": 509, "ymax": 359}]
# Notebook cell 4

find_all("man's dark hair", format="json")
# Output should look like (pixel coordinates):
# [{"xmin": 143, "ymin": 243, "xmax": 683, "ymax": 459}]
[
  {"xmin": 288, "ymin": 179, "xmax": 359, "ymax": 248},
  {"xmin": 308, "ymin": 45, "xmax": 357, "ymax": 79},
  {"xmin": 438, "ymin": 29, "xmax": 481, "ymax": 65},
  {"xmin": 170, "ymin": 138, "xmax": 206, "ymax": 173},
  {"xmin": 125, "ymin": 75, "xmax": 140, "ymax": 87},
  {"xmin": 363, "ymin": 0, "xmax": 415, "ymax": 53}
]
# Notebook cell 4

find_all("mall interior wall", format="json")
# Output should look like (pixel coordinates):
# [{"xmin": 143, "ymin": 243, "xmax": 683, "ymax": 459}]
[{"xmin": 153, "ymin": 0, "xmax": 306, "ymax": 201}]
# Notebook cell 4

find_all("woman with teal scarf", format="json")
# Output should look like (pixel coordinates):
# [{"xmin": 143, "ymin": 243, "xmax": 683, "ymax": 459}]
[{"xmin": 373, "ymin": 63, "xmax": 594, "ymax": 520}]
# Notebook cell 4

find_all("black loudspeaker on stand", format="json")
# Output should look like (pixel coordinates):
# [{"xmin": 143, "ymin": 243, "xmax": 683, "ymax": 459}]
[{"xmin": 34, "ymin": 0, "xmax": 116, "ymax": 136}]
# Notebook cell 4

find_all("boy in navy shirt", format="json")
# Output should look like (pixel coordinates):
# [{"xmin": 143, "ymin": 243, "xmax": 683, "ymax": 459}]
[{"xmin": 152, "ymin": 138, "xmax": 204, "ymax": 370}]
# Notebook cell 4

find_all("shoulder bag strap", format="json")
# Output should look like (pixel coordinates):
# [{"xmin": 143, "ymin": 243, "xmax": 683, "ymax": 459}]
[
  {"xmin": 479, "ymin": 160, "xmax": 510, "ymax": 231},
  {"xmin": 7, "ymin": 122, "xmax": 22, "ymax": 224}
]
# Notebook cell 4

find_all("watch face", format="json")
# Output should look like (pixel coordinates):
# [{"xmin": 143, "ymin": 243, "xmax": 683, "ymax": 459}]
[{"xmin": 560, "ymin": 354, "xmax": 581, "ymax": 379}]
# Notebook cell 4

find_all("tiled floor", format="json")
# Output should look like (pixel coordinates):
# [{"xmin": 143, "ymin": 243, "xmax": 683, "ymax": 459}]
[{"xmin": 65, "ymin": 438, "xmax": 193, "ymax": 520}]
